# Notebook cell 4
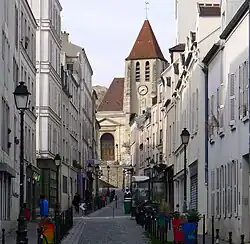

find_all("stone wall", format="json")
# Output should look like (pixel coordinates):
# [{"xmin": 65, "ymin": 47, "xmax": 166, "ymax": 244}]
[{"xmin": 100, "ymin": 164, "xmax": 124, "ymax": 188}]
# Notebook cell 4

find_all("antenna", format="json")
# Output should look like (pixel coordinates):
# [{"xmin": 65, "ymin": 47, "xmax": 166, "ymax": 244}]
[{"xmin": 145, "ymin": 2, "xmax": 149, "ymax": 19}]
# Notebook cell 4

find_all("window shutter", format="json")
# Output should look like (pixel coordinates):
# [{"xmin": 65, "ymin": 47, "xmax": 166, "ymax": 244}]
[
  {"xmin": 239, "ymin": 65, "xmax": 244, "ymax": 118},
  {"xmin": 196, "ymin": 89, "xmax": 198, "ymax": 130},
  {"xmin": 229, "ymin": 73, "xmax": 236, "ymax": 122},
  {"xmin": 243, "ymin": 61, "xmax": 249, "ymax": 117}
]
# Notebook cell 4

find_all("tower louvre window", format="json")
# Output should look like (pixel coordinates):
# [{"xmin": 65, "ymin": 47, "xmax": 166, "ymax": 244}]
[
  {"xmin": 145, "ymin": 61, "xmax": 150, "ymax": 82},
  {"xmin": 135, "ymin": 62, "xmax": 140, "ymax": 82}
]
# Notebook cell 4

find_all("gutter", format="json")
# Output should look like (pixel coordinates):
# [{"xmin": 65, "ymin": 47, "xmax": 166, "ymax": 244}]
[{"xmin": 202, "ymin": 65, "xmax": 209, "ymax": 220}]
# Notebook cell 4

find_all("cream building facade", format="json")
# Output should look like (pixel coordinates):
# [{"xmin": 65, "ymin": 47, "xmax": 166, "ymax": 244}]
[
  {"xmin": 60, "ymin": 32, "xmax": 97, "ymax": 209},
  {"xmin": 0, "ymin": 0, "xmax": 37, "ymax": 233}
]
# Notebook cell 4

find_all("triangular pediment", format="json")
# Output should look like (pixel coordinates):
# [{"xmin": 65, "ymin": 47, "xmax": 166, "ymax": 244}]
[{"xmin": 98, "ymin": 118, "xmax": 121, "ymax": 126}]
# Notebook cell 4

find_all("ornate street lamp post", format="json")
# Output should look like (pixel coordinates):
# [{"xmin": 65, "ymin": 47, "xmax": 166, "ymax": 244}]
[
  {"xmin": 180, "ymin": 128, "xmax": 190, "ymax": 213},
  {"xmin": 95, "ymin": 165, "xmax": 100, "ymax": 197},
  {"xmin": 115, "ymin": 144, "xmax": 119, "ymax": 163},
  {"xmin": 122, "ymin": 169, "xmax": 126, "ymax": 191},
  {"xmin": 107, "ymin": 165, "xmax": 110, "ymax": 195},
  {"xmin": 14, "ymin": 81, "xmax": 30, "ymax": 244},
  {"xmin": 54, "ymin": 153, "xmax": 61, "ymax": 244}
]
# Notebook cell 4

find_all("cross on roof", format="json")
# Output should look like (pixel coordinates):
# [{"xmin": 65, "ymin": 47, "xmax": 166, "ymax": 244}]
[{"xmin": 145, "ymin": 2, "xmax": 149, "ymax": 19}]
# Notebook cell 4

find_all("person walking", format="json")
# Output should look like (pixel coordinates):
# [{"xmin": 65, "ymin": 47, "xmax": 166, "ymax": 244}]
[{"xmin": 72, "ymin": 193, "xmax": 81, "ymax": 213}]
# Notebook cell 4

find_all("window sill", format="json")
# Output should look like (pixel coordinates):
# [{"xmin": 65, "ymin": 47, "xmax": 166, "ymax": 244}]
[
  {"xmin": 229, "ymin": 121, "xmax": 236, "ymax": 131},
  {"xmin": 218, "ymin": 128, "xmax": 225, "ymax": 138},
  {"xmin": 242, "ymin": 116, "xmax": 249, "ymax": 123}
]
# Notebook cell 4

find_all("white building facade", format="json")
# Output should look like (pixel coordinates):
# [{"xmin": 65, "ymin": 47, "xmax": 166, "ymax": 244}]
[
  {"xmin": 29, "ymin": 0, "xmax": 63, "ymax": 208},
  {"xmin": 205, "ymin": 1, "xmax": 249, "ymax": 242},
  {"xmin": 0, "ymin": 0, "xmax": 37, "ymax": 233}
]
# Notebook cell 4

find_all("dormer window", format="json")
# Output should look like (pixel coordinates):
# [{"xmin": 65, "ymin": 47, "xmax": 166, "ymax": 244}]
[
  {"xmin": 145, "ymin": 61, "xmax": 150, "ymax": 82},
  {"xmin": 135, "ymin": 62, "xmax": 140, "ymax": 82}
]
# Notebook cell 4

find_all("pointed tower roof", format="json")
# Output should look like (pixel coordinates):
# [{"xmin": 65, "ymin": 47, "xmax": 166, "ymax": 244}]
[
  {"xmin": 98, "ymin": 78, "xmax": 124, "ymax": 112},
  {"xmin": 126, "ymin": 20, "xmax": 166, "ymax": 61}
]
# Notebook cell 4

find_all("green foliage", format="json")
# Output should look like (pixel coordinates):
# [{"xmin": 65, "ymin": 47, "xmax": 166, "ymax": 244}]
[{"xmin": 185, "ymin": 209, "xmax": 202, "ymax": 222}]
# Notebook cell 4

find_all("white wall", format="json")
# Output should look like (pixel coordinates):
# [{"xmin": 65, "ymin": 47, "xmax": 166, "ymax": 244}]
[{"xmin": 207, "ymin": 11, "xmax": 249, "ymax": 242}]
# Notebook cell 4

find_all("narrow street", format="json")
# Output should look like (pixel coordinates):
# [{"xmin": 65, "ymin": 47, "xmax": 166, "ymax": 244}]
[{"xmin": 62, "ymin": 190, "xmax": 149, "ymax": 244}]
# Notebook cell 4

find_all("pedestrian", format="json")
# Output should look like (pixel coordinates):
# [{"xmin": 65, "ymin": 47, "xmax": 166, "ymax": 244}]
[
  {"xmin": 23, "ymin": 203, "xmax": 31, "ymax": 222},
  {"xmin": 38, "ymin": 195, "xmax": 49, "ymax": 219},
  {"xmin": 72, "ymin": 192, "xmax": 81, "ymax": 213}
]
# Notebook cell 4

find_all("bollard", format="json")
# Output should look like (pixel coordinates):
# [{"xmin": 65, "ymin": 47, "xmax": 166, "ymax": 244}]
[
  {"xmin": 212, "ymin": 216, "xmax": 215, "ymax": 244},
  {"xmin": 37, "ymin": 228, "xmax": 41, "ymax": 244},
  {"xmin": 2, "ymin": 228, "xmax": 5, "ymax": 244},
  {"xmin": 228, "ymin": 232, "xmax": 232, "ymax": 244},
  {"xmin": 202, "ymin": 214, "xmax": 206, "ymax": 244},
  {"xmin": 112, "ymin": 206, "xmax": 115, "ymax": 218},
  {"xmin": 215, "ymin": 229, "xmax": 219, "ymax": 244},
  {"xmin": 240, "ymin": 234, "xmax": 245, "ymax": 244}
]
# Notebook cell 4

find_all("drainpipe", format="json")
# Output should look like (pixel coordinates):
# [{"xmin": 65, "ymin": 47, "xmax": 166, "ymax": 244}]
[
  {"xmin": 248, "ymin": 1, "xmax": 250, "ymax": 171},
  {"xmin": 202, "ymin": 65, "xmax": 209, "ymax": 220}
]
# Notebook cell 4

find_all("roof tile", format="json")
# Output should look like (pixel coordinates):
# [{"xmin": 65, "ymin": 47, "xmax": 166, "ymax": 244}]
[
  {"xmin": 126, "ymin": 20, "xmax": 166, "ymax": 61},
  {"xmin": 98, "ymin": 78, "xmax": 124, "ymax": 112}
]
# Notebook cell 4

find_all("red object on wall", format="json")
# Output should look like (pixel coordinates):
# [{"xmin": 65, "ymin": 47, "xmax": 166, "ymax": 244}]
[{"xmin": 172, "ymin": 218, "xmax": 184, "ymax": 242}]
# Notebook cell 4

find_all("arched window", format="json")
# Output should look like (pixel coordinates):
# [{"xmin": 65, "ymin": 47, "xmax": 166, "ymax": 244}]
[
  {"xmin": 135, "ymin": 62, "xmax": 140, "ymax": 82},
  {"xmin": 145, "ymin": 61, "xmax": 150, "ymax": 82},
  {"xmin": 100, "ymin": 133, "xmax": 115, "ymax": 161}
]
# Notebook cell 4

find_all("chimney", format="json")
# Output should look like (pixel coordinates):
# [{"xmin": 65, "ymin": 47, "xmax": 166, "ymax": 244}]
[{"xmin": 62, "ymin": 31, "xmax": 69, "ymax": 43}]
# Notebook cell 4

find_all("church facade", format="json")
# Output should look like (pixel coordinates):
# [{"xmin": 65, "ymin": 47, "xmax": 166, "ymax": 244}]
[{"xmin": 96, "ymin": 20, "xmax": 168, "ymax": 179}]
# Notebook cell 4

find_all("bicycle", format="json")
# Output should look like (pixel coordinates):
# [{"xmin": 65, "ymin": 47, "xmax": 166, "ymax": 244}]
[{"xmin": 38, "ymin": 220, "xmax": 49, "ymax": 244}]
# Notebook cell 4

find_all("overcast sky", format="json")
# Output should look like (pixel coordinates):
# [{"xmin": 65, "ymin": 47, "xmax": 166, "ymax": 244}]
[{"xmin": 60, "ymin": 0, "xmax": 176, "ymax": 87}]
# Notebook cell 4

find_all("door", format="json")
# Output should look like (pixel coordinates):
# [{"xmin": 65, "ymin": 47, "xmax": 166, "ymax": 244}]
[{"xmin": 190, "ymin": 174, "xmax": 198, "ymax": 210}]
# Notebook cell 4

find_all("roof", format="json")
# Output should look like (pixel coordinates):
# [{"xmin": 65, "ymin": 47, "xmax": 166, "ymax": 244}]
[
  {"xmin": 98, "ymin": 78, "xmax": 124, "ymax": 112},
  {"xmin": 169, "ymin": 43, "xmax": 185, "ymax": 53},
  {"xmin": 220, "ymin": 0, "xmax": 248, "ymax": 40},
  {"xmin": 198, "ymin": 3, "xmax": 221, "ymax": 17},
  {"xmin": 126, "ymin": 20, "xmax": 166, "ymax": 61},
  {"xmin": 202, "ymin": 42, "xmax": 221, "ymax": 65}
]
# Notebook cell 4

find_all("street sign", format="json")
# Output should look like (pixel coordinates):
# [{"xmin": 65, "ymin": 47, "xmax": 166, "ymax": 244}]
[{"xmin": 80, "ymin": 203, "xmax": 86, "ymax": 211}]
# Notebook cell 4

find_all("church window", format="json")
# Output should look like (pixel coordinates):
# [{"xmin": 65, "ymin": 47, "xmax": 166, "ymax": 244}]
[
  {"xmin": 100, "ymin": 133, "xmax": 115, "ymax": 161},
  {"xmin": 135, "ymin": 62, "xmax": 140, "ymax": 82},
  {"xmin": 145, "ymin": 61, "xmax": 150, "ymax": 82}
]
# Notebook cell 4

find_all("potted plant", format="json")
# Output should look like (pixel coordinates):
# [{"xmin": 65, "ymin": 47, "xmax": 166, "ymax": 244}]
[
  {"xmin": 182, "ymin": 209, "xmax": 202, "ymax": 243},
  {"xmin": 185, "ymin": 209, "xmax": 202, "ymax": 222}
]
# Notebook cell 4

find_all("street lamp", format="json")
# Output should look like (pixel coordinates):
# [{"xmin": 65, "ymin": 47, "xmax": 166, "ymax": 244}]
[
  {"xmin": 128, "ymin": 164, "xmax": 134, "ymax": 192},
  {"xmin": 13, "ymin": 81, "xmax": 30, "ymax": 244},
  {"xmin": 54, "ymin": 153, "xmax": 61, "ymax": 244},
  {"xmin": 115, "ymin": 144, "xmax": 119, "ymax": 163},
  {"xmin": 122, "ymin": 169, "xmax": 126, "ymax": 191},
  {"xmin": 95, "ymin": 165, "xmax": 100, "ymax": 197},
  {"xmin": 180, "ymin": 128, "xmax": 190, "ymax": 213},
  {"xmin": 107, "ymin": 165, "xmax": 110, "ymax": 195}
]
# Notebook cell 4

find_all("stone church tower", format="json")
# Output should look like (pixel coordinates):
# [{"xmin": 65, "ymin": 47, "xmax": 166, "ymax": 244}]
[
  {"xmin": 123, "ymin": 20, "xmax": 168, "ymax": 121},
  {"xmin": 96, "ymin": 19, "xmax": 167, "ymax": 187}
]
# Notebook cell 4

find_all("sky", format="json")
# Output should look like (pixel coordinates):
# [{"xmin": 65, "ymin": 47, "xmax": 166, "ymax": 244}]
[{"xmin": 60, "ymin": 0, "xmax": 176, "ymax": 87}]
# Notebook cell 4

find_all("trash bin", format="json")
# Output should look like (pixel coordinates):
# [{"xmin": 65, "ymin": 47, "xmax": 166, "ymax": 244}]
[{"xmin": 124, "ymin": 198, "xmax": 132, "ymax": 214}]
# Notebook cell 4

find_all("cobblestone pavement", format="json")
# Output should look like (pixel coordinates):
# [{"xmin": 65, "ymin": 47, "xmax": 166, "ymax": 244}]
[
  {"xmin": 0, "ymin": 222, "xmax": 38, "ymax": 244},
  {"xmin": 62, "ymin": 190, "xmax": 149, "ymax": 244}
]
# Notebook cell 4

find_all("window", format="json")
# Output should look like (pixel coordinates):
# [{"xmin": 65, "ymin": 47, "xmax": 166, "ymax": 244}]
[
  {"xmin": 227, "ymin": 163, "xmax": 232, "ymax": 216},
  {"xmin": 0, "ymin": 173, "xmax": 11, "ymax": 220},
  {"xmin": 2, "ymin": 31, "xmax": 5, "ymax": 60},
  {"xmin": 229, "ymin": 73, "xmax": 236, "ymax": 123},
  {"xmin": 135, "ymin": 62, "xmax": 140, "ymax": 82},
  {"xmin": 15, "ymin": 6, "xmax": 18, "ymax": 47},
  {"xmin": 233, "ymin": 160, "xmax": 238, "ymax": 216},
  {"xmin": 216, "ymin": 168, "xmax": 220, "ymax": 216},
  {"xmin": 145, "ymin": 61, "xmax": 150, "ymax": 82},
  {"xmin": 239, "ymin": 61, "xmax": 249, "ymax": 118},
  {"xmin": 196, "ymin": 89, "xmax": 198, "ymax": 130},
  {"xmin": 1, "ymin": 99, "xmax": 10, "ymax": 154},
  {"xmin": 159, "ymin": 129, "xmax": 163, "ymax": 144},
  {"xmin": 13, "ymin": 57, "xmax": 19, "ymax": 85},
  {"xmin": 211, "ymin": 170, "xmax": 215, "ymax": 217},
  {"xmin": 62, "ymin": 176, "xmax": 68, "ymax": 193}
]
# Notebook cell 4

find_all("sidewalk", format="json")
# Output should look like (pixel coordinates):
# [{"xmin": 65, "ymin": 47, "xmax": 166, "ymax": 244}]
[{"xmin": 0, "ymin": 222, "xmax": 38, "ymax": 244}]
